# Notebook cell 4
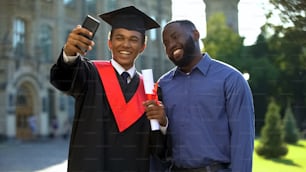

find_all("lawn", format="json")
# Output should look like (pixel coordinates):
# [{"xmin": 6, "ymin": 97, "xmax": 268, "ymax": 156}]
[{"xmin": 253, "ymin": 139, "xmax": 306, "ymax": 172}]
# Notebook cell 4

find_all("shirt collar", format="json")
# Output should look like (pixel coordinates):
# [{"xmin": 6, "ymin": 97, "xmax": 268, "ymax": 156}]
[
  {"xmin": 196, "ymin": 53, "xmax": 212, "ymax": 76},
  {"xmin": 171, "ymin": 53, "xmax": 212, "ymax": 78},
  {"xmin": 111, "ymin": 59, "xmax": 136, "ymax": 78}
]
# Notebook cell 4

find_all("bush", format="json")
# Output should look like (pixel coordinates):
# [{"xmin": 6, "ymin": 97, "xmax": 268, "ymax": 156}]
[
  {"xmin": 283, "ymin": 102, "xmax": 300, "ymax": 144},
  {"xmin": 255, "ymin": 98, "xmax": 288, "ymax": 158}
]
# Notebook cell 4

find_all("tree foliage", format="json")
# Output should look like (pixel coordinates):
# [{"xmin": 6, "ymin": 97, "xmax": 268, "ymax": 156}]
[
  {"xmin": 256, "ymin": 99, "xmax": 288, "ymax": 158},
  {"xmin": 259, "ymin": 0, "xmax": 306, "ymax": 129},
  {"xmin": 283, "ymin": 101, "xmax": 300, "ymax": 144},
  {"xmin": 202, "ymin": 13, "xmax": 244, "ymax": 66},
  {"xmin": 264, "ymin": 0, "xmax": 306, "ymax": 79},
  {"xmin": 268, "ymin": 0, "xmax": 306, "ymax": 33}
]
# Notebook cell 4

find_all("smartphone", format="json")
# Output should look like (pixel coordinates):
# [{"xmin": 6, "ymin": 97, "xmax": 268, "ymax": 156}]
[{"xmin": 81, "ymin": 15, "xmax": 100, "ymax": 40}]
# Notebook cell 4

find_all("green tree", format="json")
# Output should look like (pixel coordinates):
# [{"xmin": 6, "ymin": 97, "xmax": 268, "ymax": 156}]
[
  {"xmin": 283, "ymin": 101, "xmax": 300, "ymax": 144},
  {"xmin": 265, "ymin": 0, "xmax": 306, "ymax": 129},
  {"xmin": 202, "ymin": 13, "xmax": 244, "ymax": 67},
  {"xmin": 256, "ymin": 98, "xmax": 288, "ymax": 158},
  {"xmin": 268, "ymin": 0, "xmax": 306, "ymax": 34},
  {"xmin": 239, "ymin": 27, "xmax": 281, "ymax": 135},
  {"xmin": 240, "ymin": 55, "xmax": 279, "ymax": 135}
]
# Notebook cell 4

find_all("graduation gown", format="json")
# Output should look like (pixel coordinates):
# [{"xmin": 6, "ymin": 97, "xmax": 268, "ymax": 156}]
[{"xmin": 50, "ymin": 52, "xmax": 166, "ymax": 172}]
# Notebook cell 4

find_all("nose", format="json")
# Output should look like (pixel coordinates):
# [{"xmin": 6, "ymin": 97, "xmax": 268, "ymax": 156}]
[{"xmin": 122, "ymin": 39, "xmax": 131, "ymax": 48}]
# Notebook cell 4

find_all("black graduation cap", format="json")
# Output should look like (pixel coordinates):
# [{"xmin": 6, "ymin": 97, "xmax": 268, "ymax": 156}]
[{"xmin": 99, "ymin": 6, "xmax": 160, "ymax": 34}]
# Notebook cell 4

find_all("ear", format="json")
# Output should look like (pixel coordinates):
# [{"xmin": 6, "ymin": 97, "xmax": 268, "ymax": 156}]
[
  {"xmin": 139, "ymin": 44, "xmax": 146, "ymax": 54},
  {"xmin": 193, "ymin": 29, "xmax": 200, "ymax": 40},
  {"xmin": 108, "ymin": 40, "xmax": 112, "ymax": 50}
]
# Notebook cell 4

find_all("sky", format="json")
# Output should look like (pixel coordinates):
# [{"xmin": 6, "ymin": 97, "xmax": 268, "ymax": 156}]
[{"xmin": 171, "ymin": 0, "xmax": 271, "ymax": 46}]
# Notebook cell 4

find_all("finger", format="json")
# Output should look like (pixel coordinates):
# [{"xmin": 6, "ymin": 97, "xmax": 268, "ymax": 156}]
[
  {"xmin": 71, "ymin": 26, "xmax": 94, "ymax": 45},
  {"xmin": 67, "ymin": 36, "xmax": 94, "ymax": 55},
  {"xmin": 146, "ymin": 111, "xmax": 164, "ymax": 121},
  {"xmin": 65, "ymin": 40, "xmax": 85, "ymax": 55}
]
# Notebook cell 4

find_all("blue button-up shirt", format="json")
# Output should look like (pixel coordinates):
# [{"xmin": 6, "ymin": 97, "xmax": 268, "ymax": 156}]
[{"xmin": 158, "ymin": 53, "xmax": 255, "ymax": 172}]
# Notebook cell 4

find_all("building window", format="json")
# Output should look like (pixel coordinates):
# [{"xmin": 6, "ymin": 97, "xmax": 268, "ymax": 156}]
[
  {"xmin": 13, "ymin": 18, "xmax": 26, "ymax": 56},
  {"xmin": 39, "ymin": 25, "xmax": 53, "ymax": 62}
]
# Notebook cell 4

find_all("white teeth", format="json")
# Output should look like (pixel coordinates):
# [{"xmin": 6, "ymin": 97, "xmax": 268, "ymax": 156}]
[
  {"xmin": 120, "ymin": 51, "xmax": 131, "ymax": 55},
  {"xmin": 173, "ymin": 49, "xmax": 181, "ymax": 56}
]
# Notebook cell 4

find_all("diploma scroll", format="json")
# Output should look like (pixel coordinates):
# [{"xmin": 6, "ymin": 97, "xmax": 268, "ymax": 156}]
[{"xmin": 141, "ymin": 69, "xmax": 160, "ymax": 131}]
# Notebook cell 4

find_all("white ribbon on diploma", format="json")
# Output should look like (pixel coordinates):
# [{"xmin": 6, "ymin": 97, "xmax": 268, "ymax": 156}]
[{"xmin": 142, "ymin": 69, "xmax": 160, "ymax": 131}]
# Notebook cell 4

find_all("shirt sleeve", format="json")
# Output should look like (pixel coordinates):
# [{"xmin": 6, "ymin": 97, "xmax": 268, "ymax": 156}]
[
  {"xmin": 226, "ymin": 74, "xmax": 255, "ymax": 172},
  {"xmin": 63, "ymin": 48, "xmax": 78, "ymax": 63},
  {"xmin": 159, "ymin": 117, "xmax": 168, "ymax": 135}
]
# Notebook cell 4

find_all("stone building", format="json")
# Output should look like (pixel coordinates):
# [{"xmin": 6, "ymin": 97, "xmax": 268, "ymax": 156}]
[{"xmin": 0, "ymin": 0, "xmax": 172, "ymax": 140}]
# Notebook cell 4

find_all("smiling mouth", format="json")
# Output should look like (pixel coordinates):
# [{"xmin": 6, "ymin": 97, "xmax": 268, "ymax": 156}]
[
  {"xmin": 120, "ymin": 51, "xmax": 131, "ymax": 55},
  {"xmin": 172, "ymin": 49, "xmax": 183, "ymax": 59}
]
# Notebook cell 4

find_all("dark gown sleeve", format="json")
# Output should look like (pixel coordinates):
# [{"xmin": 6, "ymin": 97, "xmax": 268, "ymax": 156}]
[{"xmin": 50, "ymin": 49, "xmax": 92, "ymax": 97}]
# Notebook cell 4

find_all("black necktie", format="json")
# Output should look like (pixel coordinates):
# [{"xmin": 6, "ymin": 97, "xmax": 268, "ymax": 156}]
[{"xmin": 121, "ymin": 72, "xmax": 130, "ymax": 84}]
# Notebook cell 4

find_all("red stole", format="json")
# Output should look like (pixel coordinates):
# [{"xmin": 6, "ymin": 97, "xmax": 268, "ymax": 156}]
[{"xmin": 93, "ymin": 61, "xmax": 146, "ymax": 132}]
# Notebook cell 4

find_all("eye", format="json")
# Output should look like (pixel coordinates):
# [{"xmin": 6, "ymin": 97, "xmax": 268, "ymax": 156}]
[
  {"xmin": 172, "ymin": 34, "xmax": 177, "ymax": 40},
  {"xmin": 130, "ymin": 36, "xmax": 140, "ymax": 43},
  {"xmin": 114, "ymin": 36, "xmax": 124, "ymax": 41}
]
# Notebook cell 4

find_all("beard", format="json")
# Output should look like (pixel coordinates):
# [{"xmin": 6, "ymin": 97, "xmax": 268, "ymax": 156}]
[{"xmin": 170, "ymin": 36, "xmax": 197, "ymax": 67}]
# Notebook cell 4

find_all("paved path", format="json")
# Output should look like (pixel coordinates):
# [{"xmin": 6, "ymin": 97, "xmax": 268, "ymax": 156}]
[{"xmin": 0, "ymin": 138, "xmax": 69, "ymax": 172}]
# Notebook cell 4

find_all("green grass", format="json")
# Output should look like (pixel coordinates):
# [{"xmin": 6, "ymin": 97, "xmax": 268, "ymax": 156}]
[{"xmin": 253, "ymin": 139, "xmax": 306, "ymax": 172}]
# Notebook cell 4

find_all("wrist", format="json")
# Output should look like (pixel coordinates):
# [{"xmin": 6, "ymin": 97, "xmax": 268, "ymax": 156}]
[{"xmin": 159, "ymin": 115, "xmax": 168, "ymax": 127}]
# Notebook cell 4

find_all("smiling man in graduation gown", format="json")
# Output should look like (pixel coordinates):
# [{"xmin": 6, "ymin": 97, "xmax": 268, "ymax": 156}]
[{"xmin": 50, "ymin": 6, "xmax": 167, "ymax": 172}]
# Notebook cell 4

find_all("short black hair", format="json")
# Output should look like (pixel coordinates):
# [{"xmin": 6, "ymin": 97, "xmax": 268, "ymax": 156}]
[{"xmin": 165, "ymin": 20, "xmax": 196, "ymax": 31}]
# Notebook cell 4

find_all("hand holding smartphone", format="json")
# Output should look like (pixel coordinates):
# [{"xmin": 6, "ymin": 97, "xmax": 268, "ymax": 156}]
[
  {"xmin": 77, "ymin": 15, "xmax": 100, "ymax": 53},
  {"xmin": 81, "ymin": 15, "xmax": 100, "ymax": 40}
]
